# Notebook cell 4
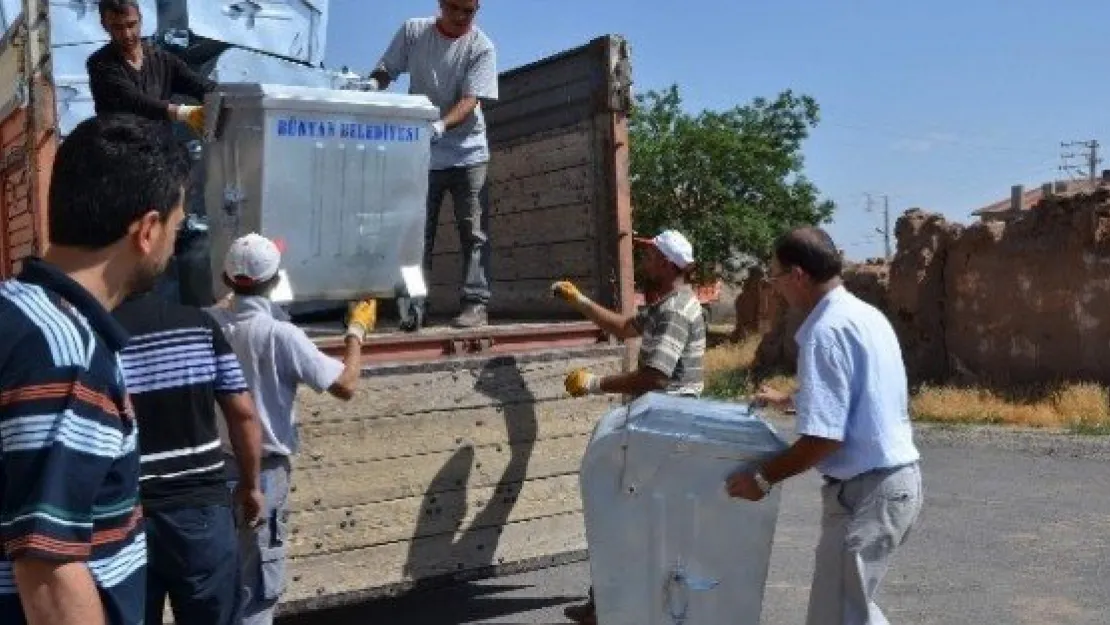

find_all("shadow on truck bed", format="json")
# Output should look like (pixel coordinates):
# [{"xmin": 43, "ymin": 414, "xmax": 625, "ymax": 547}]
[
  {"xmin": 404, "ymin": 358, "xmax": 538, "ymax": 580},
  {"xmin": 278, "ymin": 356, "xmax": 584, "ymax": 625}
]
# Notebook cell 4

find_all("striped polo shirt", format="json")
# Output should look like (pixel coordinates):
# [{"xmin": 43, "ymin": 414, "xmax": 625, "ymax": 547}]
[
  {"xmin": 633, "ymin": 285, "xmax": 707, "ymax": 396},
  {"xmin": 0, "ymin": 258, "xmax": 145, "ymax": 625},
  {"xmin": 114, "ymin": 292, "xmax": 249, "ymax": 510}
]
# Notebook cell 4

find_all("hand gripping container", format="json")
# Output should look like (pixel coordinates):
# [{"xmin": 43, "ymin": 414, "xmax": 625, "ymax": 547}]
[
  {"xmin": 580, "ymin": 392, "xmax": 789, "ymax": 625},
  {"xmin": 203, "ymin": 84, "xmax": 440, "ymax": 303}
]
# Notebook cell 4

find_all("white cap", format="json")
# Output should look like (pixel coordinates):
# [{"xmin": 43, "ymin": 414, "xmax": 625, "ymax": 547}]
[
  {"xmin": 635, "ymin": 229, "xmax": 695, "ymax": 269},
  {"xmin": 223, "ymin": 233, "xmax": 281, "ymax": 285}
]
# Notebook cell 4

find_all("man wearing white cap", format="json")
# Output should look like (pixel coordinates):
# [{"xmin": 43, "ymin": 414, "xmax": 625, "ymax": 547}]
[
  {"xmin": 552, "ymin": 229, "xmax": 707, "ymax": 624},
  {"xmin": 206, "ymin": 233, "xmax": 377, "ymax": 625}
]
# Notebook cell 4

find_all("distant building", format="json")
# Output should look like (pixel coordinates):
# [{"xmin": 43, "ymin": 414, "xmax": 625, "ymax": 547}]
[{"xmin": 972, "ymin": 173, "xmax": 1110, "ymax": 223}]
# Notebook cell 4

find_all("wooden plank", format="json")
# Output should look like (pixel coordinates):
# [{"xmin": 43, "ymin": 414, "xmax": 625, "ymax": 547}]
[
  {"xmin": 491, "ymin": 45, "xmax": 603, "ymax": 104},
  {"xmin": 284, "ymin": 512, "xmax": 586, "ymax": 604},
  {"xmin": 487, "ymin": 126, "xmax": 594, "ymax": 186},
  {"xmin": 297, "ymin": 394, "xmax": 616, "ymax": 467},
  {"xmin": 427, "ymin": 278, "xmax": 607, "ymax": 318},
  {"xmin": 430, "ymin": 164, "xmax": 595, "ymax": 227},
  {"xmin": 427, "ymin": 239, "xmax": 598, "ymax": 285},
  {"xmin": 431, "ymin": 201, "xmax": 596, "ymax": 257},
  {"xmin": 287, "ymin": 474, "xmax": 582, "ymax": 558},
  {"xmin": 436, "ymin": 196, "xmax": 594, "ymax": 230},
  {"xmin": 8, "ymin": 240, "xmax": 33, "ymax": 261},
  {"xmin": 487, "ymin": 101, "xmax": 597, "ymax": 146},
  {"xmin": 8, "ymin": 225, "xmax": 32, "ymax": 247},
  {"xmin": 487, "ymin": 78, "xmax": 597, "ymax": 128},
  {"xmin": 491, "ymin": 162, "xmax": 593, "ymax": 205},
  {"xmin": 7, "ymin": 210, "xmax": 31, "ymax": 233},
  {"xmin": 296, "ymin": 352, "xmax": 623, "ymax": 423},
  {"xmin": 289, "ymin": 433, "xmax": 591, "ymax": 512}
]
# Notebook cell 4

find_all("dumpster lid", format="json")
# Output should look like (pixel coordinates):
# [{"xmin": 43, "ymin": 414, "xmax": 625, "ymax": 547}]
[
  {"xmin": 213, "ymin": 83, "xmax": 441, "ymax": 119},
  {"xmin": 625, "ymin": 392, "xmax": 789, "ymax": 455}
]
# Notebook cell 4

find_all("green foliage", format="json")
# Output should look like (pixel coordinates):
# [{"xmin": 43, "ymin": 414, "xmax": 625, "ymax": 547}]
[{"xmin": 629, "ymin": 85, "xmax": 836, "ymax": 284}]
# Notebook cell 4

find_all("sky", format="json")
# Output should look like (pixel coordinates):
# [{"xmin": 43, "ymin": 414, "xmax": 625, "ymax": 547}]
[{"xmin": 324, "ymin": 0, "xmax": 1110, "ymax": 261}]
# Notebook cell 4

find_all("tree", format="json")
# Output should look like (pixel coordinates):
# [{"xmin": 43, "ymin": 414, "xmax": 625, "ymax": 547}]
[{"xmin": 629, "ymin": 85, "xmax": 835, "ymax": 284}]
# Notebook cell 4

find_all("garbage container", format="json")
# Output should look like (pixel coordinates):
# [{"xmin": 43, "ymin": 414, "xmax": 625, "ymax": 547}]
[
  {"xmin": 203, "ymin": 83, "xmax": 440, "ymax": 303},
  {"xmin": 580, "ymin": 392, "xmax": 789, "ymax": 625}
]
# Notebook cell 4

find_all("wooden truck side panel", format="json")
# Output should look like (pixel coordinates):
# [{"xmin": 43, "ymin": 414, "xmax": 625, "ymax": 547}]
[
  {"xmin": 281, "ymin": 347, "xmax": 624, "ymax": 612},
  {"xmin": 427, "ymin": 35, "xmax": 634, "ymax": 320}
]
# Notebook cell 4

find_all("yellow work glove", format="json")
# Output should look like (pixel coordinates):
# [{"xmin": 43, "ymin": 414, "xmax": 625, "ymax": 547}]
[
  {"xmin": 176, "ymin": 105, "xmax": 206, "ymax": 135},
  {"xmin": 345, "ymin": 299, "xmax": 377, "ymax": 343},
  {"xmin": 551, "ymin": 280, "xmax": 589, "ymax": 306},
  {"xmin": 565, "ymin": 368, "xmax": 602, "ymax": 397}
]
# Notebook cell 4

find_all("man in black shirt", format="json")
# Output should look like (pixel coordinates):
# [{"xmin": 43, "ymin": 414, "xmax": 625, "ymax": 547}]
[
  {"xmin": 88, "ymin": 0, "xmax": 215, "ymax": 134},
  {"xmin": 115, "ymin": 292, "xmax": 264, "ymax": 625},
  {"xmin": 90, "ymin": 0, "xmax": 219, "ymax": 307}
]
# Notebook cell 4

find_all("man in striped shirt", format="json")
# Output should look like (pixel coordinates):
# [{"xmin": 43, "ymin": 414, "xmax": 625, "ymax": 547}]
[
  {"xmin": 551, "ymin": 229, "xmax": 707, "ymax": 625},
  {"xmin": 114, "ymin": 291, "xmax": 264, "ymax": 625},
  {"xmin": 0, "ymin": 114, "xmax": 190, "ymax": 624}
]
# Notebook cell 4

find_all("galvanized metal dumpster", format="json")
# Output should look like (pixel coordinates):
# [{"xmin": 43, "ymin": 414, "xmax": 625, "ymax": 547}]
[
  {"xmin": 203, "ymin": 84, "xmax": 440, "ymax": 303},
  {"xmin": 579, "ymin": 392, "xmax": 789, "ymax": 625},
  {"xmin": 157, "ymin": 0, "xmax": 329, "ymax": 65}
]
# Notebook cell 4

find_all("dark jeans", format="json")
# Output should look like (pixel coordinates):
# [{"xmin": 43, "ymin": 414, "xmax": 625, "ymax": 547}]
[
  {"xmin": 422, "ymin": 163, "xmax": 492, "ymax": 308},
  {"xmin": 144, "ymin": 504, "xmax": 242, "ymax": 625}
]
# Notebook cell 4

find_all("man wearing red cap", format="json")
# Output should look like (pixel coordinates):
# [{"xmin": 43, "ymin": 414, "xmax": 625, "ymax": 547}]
[{"xmin": 552, "ymin": 229, "xmax": 707, "ymax": 624}]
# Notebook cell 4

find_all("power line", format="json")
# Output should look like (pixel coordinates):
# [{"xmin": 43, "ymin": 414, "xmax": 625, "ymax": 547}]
[{"xmin": 1060, "ymin": 140, "xmax": 1101, "ymax": 182}]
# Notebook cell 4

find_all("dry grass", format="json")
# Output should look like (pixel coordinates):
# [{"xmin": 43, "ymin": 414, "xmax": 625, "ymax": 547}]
[
  {"xmin": 912, "ymin": 382, "xmax": 1110, "ymax": 431},
  {"xmin": 703, "ymin": 330, "xmax": 1110, "ymax": 432},
  {"xmin": 703, "ymin": 330, "xmax": 795, "ymax": 399}
]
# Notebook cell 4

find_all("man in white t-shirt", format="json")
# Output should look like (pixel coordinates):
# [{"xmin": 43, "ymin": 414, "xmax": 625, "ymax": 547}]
[{"xmin": 365, "ymin": 0, "xmax": 498, "ymax": 330}]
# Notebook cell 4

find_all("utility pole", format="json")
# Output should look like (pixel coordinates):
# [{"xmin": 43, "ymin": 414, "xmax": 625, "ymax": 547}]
[
  {"xmin": 863, "ymin": 193, "xmax": 893, "ymax": 261},
  {"xmin": 1060, "ymin": 140, "xmax": 1101, "ymax": 182},
  {"xmin": 882, "ymin": 195, "xmax": 891, "ymax": 260}
]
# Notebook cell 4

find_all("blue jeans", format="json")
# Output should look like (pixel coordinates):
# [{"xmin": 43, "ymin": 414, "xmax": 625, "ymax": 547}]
[
  {"xmin": 144, "ymin": 505, "xmax": 242, "ymax": 625},
  {"xmin": 227, "ymin": 457, "xmax": 291, "ymax": 625}
]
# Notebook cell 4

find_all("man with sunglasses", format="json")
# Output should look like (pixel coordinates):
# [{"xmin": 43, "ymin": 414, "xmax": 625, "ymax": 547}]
[{"xmin": 365, "ymin": 0, "xmax": 498, "ymax": 331}]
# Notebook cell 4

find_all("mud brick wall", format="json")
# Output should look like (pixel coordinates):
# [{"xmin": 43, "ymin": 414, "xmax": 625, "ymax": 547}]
[{"xmin": 756, "ymin": 189, "xmax": 1110, "ymax": 387}]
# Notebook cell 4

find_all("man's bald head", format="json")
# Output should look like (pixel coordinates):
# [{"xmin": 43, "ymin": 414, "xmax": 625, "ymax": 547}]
[{"xmin": 773, "ymin": 226, "xmax": 843, "ymax": 283}]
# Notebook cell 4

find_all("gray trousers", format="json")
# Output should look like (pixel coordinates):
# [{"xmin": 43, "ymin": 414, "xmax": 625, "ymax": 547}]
[
  {"xmin": 227, "ymin": 456, "xmax": 291, "ymax": 625},
  {"xmin": 423, "ymin": 164, "xmax": 492, "ymax": 307},
  {"xmin": 806, "ymin": 462, "xmax": 923, "ymax": 625}
]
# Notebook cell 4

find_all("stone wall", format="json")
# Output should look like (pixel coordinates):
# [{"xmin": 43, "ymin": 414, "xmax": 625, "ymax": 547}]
[{"xmin": 755, "ymin": 189, "xmax": 1110, "ymax": 387}]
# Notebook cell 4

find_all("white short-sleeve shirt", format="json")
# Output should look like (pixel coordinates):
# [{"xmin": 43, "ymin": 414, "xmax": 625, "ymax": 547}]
[{"xmin": 793, "ymin": 286, "xmax": 920, "ymax": 480}]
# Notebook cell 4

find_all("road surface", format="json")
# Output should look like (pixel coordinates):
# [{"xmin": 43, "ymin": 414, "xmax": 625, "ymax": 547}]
[{"xmin": 279, "ymin": 421, "xmax": 1110, "ymax": 624}]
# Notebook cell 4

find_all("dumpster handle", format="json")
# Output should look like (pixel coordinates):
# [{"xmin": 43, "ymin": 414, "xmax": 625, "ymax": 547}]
[{"xmin": 664, "ymin": 566, "xmax": 719, "ymax": 624}]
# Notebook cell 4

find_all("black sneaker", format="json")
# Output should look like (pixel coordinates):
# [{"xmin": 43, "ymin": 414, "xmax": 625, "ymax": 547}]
[
  {"xmin": 563, "ymin": 599, "xmax": 596, "ymax": 624},
  {"xmin": 398, "ymin": 297, "xmax": 426, "ymax": 333},
  {"xmin": 452, "ymin": 303, "xmax": 488, "ymax": 328}
]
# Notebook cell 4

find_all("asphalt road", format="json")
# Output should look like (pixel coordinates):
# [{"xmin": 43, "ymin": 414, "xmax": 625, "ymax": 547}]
[{"xmin": 280, "ymin": 421, "xmax": 1110, "ymax": 624}]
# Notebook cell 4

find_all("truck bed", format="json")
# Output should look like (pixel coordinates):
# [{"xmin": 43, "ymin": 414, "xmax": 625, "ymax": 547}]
[{"xmin": 304, "ymin": 317, "xmax": 609, "ymax": 366}]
